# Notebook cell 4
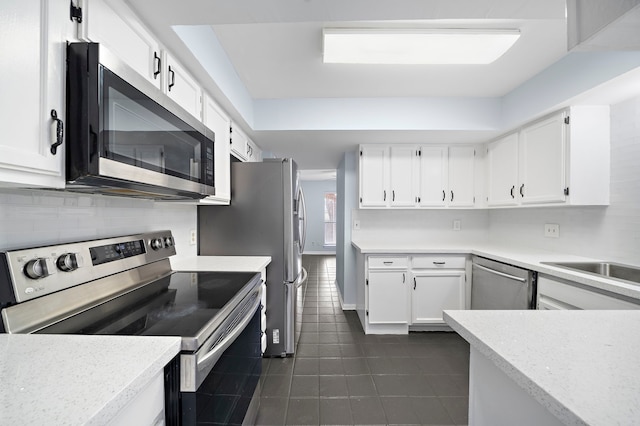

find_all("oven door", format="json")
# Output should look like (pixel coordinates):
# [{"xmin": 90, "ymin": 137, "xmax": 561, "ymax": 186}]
[{"xmin": 180, "ymin": 286, "xmax": 262, "ymax": 426}]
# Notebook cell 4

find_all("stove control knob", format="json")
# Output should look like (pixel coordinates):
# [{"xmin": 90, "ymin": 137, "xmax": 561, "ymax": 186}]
[
  {"xmin": 57, "ymin": 253, "xmax": 82, "ymax": 272},
  {"xmin": 24, "ymin": 258, "xmax": 55, "ymax": 280},
  {"xmin": 164, "ymin": 237, "xmax": 174, "ymax": 248},
  {"xmin": 150, "ymin": 238, "xmax": 164, "ymax": 251}
]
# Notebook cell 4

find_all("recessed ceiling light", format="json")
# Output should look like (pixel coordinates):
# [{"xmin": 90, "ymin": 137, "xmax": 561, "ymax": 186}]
[{"xmin": 322, "ymin": 28, "xmax": 521, "ymax": 65}]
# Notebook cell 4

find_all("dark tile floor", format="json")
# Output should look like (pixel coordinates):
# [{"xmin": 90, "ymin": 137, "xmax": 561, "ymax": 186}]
[{"xmin": 256, "ymin": 255, "xmax": 470, "ymax": 425}]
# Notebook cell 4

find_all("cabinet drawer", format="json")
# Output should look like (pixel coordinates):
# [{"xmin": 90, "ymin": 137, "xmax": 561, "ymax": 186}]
[
  {"xmin": 368, "ymin": 256, "xmax": 408, "ymax": 269},
  {"xmin": 411, "ymin": 255, "xmax": 466, "ymax": 269},
  {"xmin": 538, "ymin": 275, "xmax": 640, "ymax": 310}
]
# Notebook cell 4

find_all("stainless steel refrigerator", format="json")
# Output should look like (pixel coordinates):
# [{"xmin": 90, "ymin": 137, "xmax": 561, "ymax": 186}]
[{"xmin": 198, "ymin": 158, "xmax": 307, "ymax": 357}]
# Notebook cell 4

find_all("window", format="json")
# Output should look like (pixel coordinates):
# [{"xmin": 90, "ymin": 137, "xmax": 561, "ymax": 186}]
[{"xmin": 324, "ymin": 192, "xmax": 337, "ymax": 246}]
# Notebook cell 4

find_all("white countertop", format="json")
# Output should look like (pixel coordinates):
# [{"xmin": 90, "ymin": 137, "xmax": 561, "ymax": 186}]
[
  {"xmin": 0, "ymin": 334, "xmax": 180, "ymax": 425},
  {"xmin": 171, "ymin": 255, "xmax": 271, "ymax": 272},
  {"xmin": 351, "ymin": 239, "xmax": 640, "ymax": 301},
  {"xmin": 444, "ymin": 310, "xmax": 640, "ymax": 426}
]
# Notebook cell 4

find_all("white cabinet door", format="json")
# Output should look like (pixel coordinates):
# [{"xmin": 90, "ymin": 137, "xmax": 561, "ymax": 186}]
[
  {"xmin": 417, "ymin": 146, "xmax": 447, "ymax": 207},
  {"xmin": 448, "ymin": 146, "xmax": 476, "ymax": 207},
  {"xmin": 359, "ymin": 146, "xmax": 388, "ymax": 207},
  {"xmin": 246, "ymin": 138, "xmax": 262, "ymax": 162},
  {"xmin": 202, "ymin": 94, "xmax": 231, "ymax": 203},
  {"xmin": 389, "ymin": 146, "xmax": 417, "ymax": 207},
  {"xmin": 487, "ymin": 133, "xmax": 519, "ymax": 206},
  {"xmin": 368, "ymin": 271, "xmax": 408, "ymax": 324},
  {"xmin": 412, "ymin": 271, "xmax": 465, "ymax": 324},
  {"xmin": 230, "ymin": 123, "xmax": 249, "ymax": 161},
  {"xmin": 0, "ymin": 0, "xmax": 73, "ymax": 188},
  {"xmin": 81, "ymin": 0, "xmax": 161, "ymax": 90},
  {"xmin": 518, "ymin": 112, "xmax": 567, "ymax": 205},
  {"xmin": 165, "ymin": 53, "xmax": 202, "ymax": 120}
]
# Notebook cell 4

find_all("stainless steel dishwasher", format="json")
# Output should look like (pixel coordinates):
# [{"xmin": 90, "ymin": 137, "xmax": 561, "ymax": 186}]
[{"xmin": 471, "ymin": 256, "xmax": 537, "ymax": 309}]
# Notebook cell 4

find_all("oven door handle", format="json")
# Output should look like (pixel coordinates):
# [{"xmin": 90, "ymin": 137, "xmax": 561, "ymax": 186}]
[{"xmin": 197, "ymin": 288, "xmax": 262, "ymax": 372}]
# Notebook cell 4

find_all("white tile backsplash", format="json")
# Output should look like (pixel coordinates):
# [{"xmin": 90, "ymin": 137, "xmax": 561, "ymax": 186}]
[
  {"xmin": 489, "ymin": 95, "xmax": 640, "ymax": 265},
  {"xmin": 0, "ymin": 189, "xmax": 197, "ymax": 261},
  {"xmin": 352, "ymin": 208, "xmax": 490, "ymax": 244}
]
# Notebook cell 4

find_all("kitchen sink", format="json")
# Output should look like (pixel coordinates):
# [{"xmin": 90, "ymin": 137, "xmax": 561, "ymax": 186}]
[{"xmin": 541, "ymin": 261, "xmax": 640, "ymax": 285}]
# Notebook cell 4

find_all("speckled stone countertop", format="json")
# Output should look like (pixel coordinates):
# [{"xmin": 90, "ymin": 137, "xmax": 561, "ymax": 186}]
[
  {"xmin": 171, "ymin": 255, "xmax": 271, "ymax": 272},
  {"xmin": 351, "ymin": 239, "xmax": 640, "ymax": 301},
  {"xmin": 444, "ymin": 310, "xmax": 640, "ymax": 426},
  {"xmin": 0, "ymin": 334, "xmax": 180, "ymax": 425}
]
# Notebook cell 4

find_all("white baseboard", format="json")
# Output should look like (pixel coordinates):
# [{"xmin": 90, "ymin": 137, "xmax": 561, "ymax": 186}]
[
  {"xmin": 303, "ymin": 251, "xmax": 336, "ymax": 255},
  {"xmin": 335, "ymin": 280, "xmax": 356, "ymax": 310}
]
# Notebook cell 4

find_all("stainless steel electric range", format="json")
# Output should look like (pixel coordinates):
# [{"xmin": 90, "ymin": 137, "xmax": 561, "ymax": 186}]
[{"xmin": 0, "ymin": 231, "xmax": 263, "ymax": 425}]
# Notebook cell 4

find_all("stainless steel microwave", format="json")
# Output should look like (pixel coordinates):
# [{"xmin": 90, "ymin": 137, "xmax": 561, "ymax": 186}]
[{"xmin": 66, "ymin": 42, "xmax": 215, "ymax": 200}]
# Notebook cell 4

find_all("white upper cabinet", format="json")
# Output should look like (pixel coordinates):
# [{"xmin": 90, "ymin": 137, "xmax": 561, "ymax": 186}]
[
  {"xmin": 82, "ymin": 0, "xmax": 202, "ymax": 121},
  {"xmin": 202, "ymin": 94, "xmax": 231, "ymax": 204},
  {"xmin": 359, "ymin": 145, "xmax": 388, "ymax": 207},
  {"xmin": 417, "ymin": 147, "xmax": 447, "ymax": 207},
  {"xmin": 80, "ymin": 0, "xmax": 162, "ymax": 90},
  {"xmin": 485, "ymin": 106, "xmax": 610, "ymax": 207},
  {"xmin": 389, "ymin": 146, "xmax": 418, "ymax": 207},
  {"xmin": 246, "ymin": 138, "xmax": 262, "ymax": 162},
  {"xmin": 448, "ymin": 146, "xmax": 476, "ymax": 207},
  {"xmin": 229, "ymin": 123, "xmax": 262, "ymax": 162},
  {"xmin": 487, "ymin": 133, "xmax": 519, "ymax": 207},
  {"xmin": 519, "ymin": 113, "xmax": 567, "ymax": 204},
  {"xmin": 0, "ymin": 0, "xmax": 74, "ymax": 188},
  {"xmin": 164, "ymin": 53, "xmax": 203, "ymax": 120},
  {"xmin": 359, "ymin": 144, "xmax": 478, "ymax": 209}
]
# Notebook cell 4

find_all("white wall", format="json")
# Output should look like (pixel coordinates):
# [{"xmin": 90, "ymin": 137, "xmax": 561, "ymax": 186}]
[
  {"xmin": 488, "ymin": 94, "xmax": 640, "ymax": 266},
  {"xmin": 337, "ymin": 151, "xmax": 358, "ymax": 307},
  {"xmin": 300, "ymin": 179, "xmax": 337, "ymax": 254},
  {"xmin": 352, "ymin": 209, "xmax": 490, "ymax": 245},
  {"xmin": 0, "ymin": 189, "xmax": 197, "ymax": 262}
]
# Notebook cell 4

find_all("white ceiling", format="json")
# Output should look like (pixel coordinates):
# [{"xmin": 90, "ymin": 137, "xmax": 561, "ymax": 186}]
[
  {"xmin": 212, "ymin": 19, "xmax": 566, "ymax": 99},
  {"xmin": 126, "ymin": 0, "xmax": 640, "ymax": 170}
]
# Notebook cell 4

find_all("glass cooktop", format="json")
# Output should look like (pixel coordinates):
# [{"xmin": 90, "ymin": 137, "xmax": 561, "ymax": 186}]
[{"xmin": 37, "ymin": 271, "xmax": 260, "ymax": 342}]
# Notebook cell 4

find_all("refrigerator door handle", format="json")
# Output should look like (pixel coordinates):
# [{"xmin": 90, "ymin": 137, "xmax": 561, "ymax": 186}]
[
  {"xmin": 296, "ymin": 267, "xmax": 308, "ymax": 288},
  {"xmin": 298, "ymin": 187, "xmax": 308, "ymax": 253}
]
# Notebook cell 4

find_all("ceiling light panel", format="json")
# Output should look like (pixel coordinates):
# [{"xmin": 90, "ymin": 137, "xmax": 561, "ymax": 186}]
[{"xmin": 323, "ymin": 29, "xmax": 521, "ymax": 65}]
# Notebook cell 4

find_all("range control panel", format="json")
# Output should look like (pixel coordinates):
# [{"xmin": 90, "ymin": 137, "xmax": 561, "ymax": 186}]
[{"xmin": 1, "ymin": 231, "xmax": 176, "ymax": 304}]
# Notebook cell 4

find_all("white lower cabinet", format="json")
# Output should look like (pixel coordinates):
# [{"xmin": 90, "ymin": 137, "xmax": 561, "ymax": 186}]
[
  {"xmin": 368, "ymin": 270, "xmax": 409, "ymax": 324},
  {"xmin": 537, "ymin": 275, "xmax": 640, "ymax": 310},
  {"xmin": 411, "ymin": 255, "xmax": 466, "ymax": 325},
  {"xmin": 412, "ymin": 271, "xmax": 465, "ymax": 324},
  {"xmin": 358, "ymin": 254, "xmax": 466, "ymax": 334}
]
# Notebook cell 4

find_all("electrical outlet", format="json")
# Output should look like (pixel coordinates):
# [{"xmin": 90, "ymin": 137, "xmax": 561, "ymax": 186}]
[
  {"xmin": 544, "ymin": 224, "xmax": 560, "ymax": 238},
  {"xmin": 353, "ymin": 219, "xmax": 361, "ymax": 230},
  {"xmin": 189, "ymin": 229, "xmax": 197, "ymax": 245},
  {"xmin": 453, "ymin": 220, "xmax": 461, "ymax": 231}
]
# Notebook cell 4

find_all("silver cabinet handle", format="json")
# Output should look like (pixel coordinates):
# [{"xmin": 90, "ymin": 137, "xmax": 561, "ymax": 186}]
[
  {"xmin": 520, "ymin": 184, "xmax": 525, "ymax": 197},
  {"xmin": 402, "ymin": 273, "xmax": 405, "ymax": 283},
  {"xmin": 383, "ymin": 261, "xmax": 393, "ymax": 265},
  {"xmin": 433, "ymin": 261, "xmax": 446, "ymax": 265},
  {"xmin": 510, "ymin": 185, "xmax": 515, "ymax": 199},
  {"xmin": 383, "ymin": 190, "xmax": 386, "ymax": 201},
  {"xmin": 413, "ymin": 277, "xmax": 416, "ymax": 290},
  {"xmin": 442, "ymin": 190, "xmax": 445, "ymax": 201},
  {"xmin": 451, "ymin": 191, "xmax": 454, "ymax": 202}
]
